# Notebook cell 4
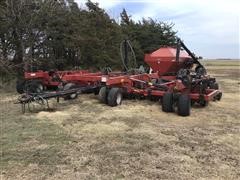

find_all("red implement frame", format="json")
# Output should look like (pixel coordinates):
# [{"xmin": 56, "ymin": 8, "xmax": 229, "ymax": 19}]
[
  {"xmin": 24, "ymin": 70, "xmax": 90, "ymax": 87},
  {"xmin": 100, "ymin": 45, "xmax": 222, "ymax": 116},
  {"xmin": 104, "ymin": 73, "xmax": 221, "ymax": 102}
]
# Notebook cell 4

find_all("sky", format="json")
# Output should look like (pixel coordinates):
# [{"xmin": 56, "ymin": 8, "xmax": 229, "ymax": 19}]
[{"xmin": 75, "ymin": 0, "xmax": 240, "ymax": 59}]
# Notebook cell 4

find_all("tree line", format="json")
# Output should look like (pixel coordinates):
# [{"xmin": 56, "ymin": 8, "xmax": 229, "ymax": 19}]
[{"xmin": 0, "ymin": 0, "xmax": 177, "ymax": 78}]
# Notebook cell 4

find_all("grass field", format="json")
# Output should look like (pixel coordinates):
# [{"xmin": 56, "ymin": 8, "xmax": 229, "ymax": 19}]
[{"xmin": 1, "ymin": 60, "xmax": 240, "ymax": 179}]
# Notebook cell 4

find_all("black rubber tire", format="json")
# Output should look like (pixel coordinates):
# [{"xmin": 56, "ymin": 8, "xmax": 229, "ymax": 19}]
[
  {"xmin": 198, "ymin": 100, "xmax": 208, "ymax": 107},
  {"xmin": 210, "ymin": 82, "xmax": 219, "ymax": 90},
  {"xmin": 98, "ymin": 86, "xmax": 108, "ymax": 104},
  {"xmin": 162, "ymin": 92, "xmax": 174, "ymax": 112},
  {"xmin": 177, "ymin": 94, "xmax": 191, "ymax": 116},
  {"xmin": 25, "ymin": 81, "xmax": 44, "ymax": 93},
  {"xmin": 63, "ymin": 83, "xmax": 78, "ymax": 100},
  {"xmin": 16, "ymin": 80, "xmax": 25, "ymax": 94},
  {"xmin": 191, "ymin": 100, "xmax": 195, "ymax": 106},
  {"xmin": 94, "ymin": 87, "xmax": 100, "ymax": 95},
  {"xmin": 215, "ymin": 92, "xmax": 222, "ymax": 101},
  {"xmin": 107, "ymin": 88, "xmax": 123, "ymax": 107}
]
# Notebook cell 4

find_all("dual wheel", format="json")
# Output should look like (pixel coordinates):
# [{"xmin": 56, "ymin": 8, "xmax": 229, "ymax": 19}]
[
  {"xmin": 98, "ymin": 87, "xmax": 123, "ymax": 106},
  {"xmin": 99, "ymin": 87, "xmax": 190, "ymax": 115},
  {"xmin": 162, "ymin": 92, "xmax": 191, "ymax": 116}
]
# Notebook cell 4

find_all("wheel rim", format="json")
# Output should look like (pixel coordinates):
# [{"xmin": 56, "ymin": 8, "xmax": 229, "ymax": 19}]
[
  {"xmin": 70, "ymin": 93, "xmax": 77, "ymax": 99},
  {"xmin": 36, "ymin": 88, "xmax": 41, "ymax": 93},
  {"xmin": 36, "ymin": 84, "xmax": 44, "ymax": 93},
  {"xmin": 116, "ymin": 93, "xmax": 122, "ymax": 105},
  {"xmin": 38, "ymin": 84, "xmax": 44, "ymax": 91}
]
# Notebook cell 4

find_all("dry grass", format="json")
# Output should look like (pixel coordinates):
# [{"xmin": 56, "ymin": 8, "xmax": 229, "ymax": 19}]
[{"xmin": 1, "ymin": 60, "xmax": 240, "ymax": 179}]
